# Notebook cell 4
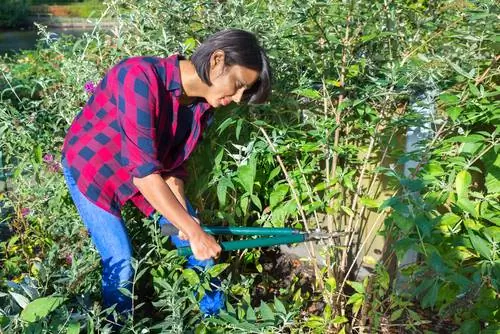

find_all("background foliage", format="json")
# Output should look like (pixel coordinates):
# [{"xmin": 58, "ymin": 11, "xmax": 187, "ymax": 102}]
[{"xmin": 0, "ymin": 0, "xmax": 498, "ymax": 333}]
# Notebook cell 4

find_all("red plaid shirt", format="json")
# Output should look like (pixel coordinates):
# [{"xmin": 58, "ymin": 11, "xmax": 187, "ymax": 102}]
[{"xmin": 62, "ymin": 55, "xmax": 213, "ymax": 217}]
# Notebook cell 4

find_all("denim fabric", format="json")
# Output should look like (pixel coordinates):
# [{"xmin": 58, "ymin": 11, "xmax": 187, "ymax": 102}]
[
  {"xmin": 62, "ymin": 158, "xmax": 133, "ymax": 312},
  {"xmin": 62, "ymin": 158, "xmax": 225, "ymax": 315}
]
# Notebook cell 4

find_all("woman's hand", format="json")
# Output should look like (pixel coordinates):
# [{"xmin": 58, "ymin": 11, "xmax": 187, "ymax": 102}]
[{"xmin": 187, "ymin": 225, "xmax": 222, "ymax": 260}]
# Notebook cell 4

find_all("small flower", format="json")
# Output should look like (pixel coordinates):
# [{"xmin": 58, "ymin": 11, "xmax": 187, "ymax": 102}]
[
  {"xmin": 48, "ymin": 163, "xmax": 62, "ymax": 173},
  {"xmin": 42, "ymin": 153, "xmax": 54, "ymax": 163},
  {"xmin": 21, "ymin": 208, "xmax": 30, "ymax": 217},
  {"xmin": 84, "ymin": 81, "xmax": 96, "ymax": 94},
  {"xmin": 65, "ymin": 254, "xmax": 73, "ymax": 265},
  {"xmin": 42, "ymin": 153, "xmax": 62, "ymax": 173}
]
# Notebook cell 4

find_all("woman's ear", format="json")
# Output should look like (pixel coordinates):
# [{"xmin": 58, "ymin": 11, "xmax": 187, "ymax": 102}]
[{"xmin": 210, "ymin": 50, "xmax": 225, "ymax": 75}]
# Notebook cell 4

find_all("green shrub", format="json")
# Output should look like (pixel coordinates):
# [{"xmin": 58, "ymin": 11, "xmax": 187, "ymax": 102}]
[{"xmin": 0, "ymin": 0, "xmax": 498, "ymax": 332}]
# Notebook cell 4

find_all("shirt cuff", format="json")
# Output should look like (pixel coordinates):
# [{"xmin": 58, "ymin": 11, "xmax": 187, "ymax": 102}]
[{"xmin": 130, "ymin": 161, "xmax": 163, "ymax": 178}]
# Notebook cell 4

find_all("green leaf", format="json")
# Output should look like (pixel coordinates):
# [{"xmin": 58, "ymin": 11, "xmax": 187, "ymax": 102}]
[
  {"xmin": 439, "ymin": 93, "xmax": 460, "ymax": 105},
  {"xmin": 325, "ymin": 277, "xmax": 337, "ymax": 292},
  {"xmin": 446, "ymin": 60, "xmax": 474, "ymax": 79},
  {"xmin": 118, "ymin": 287, "xmax": 133, "ymax": 299},
  {"xmin": 240, "ymin": 195, "xmax": 249, "ymax": 213},
  {"xmin": 266, "ymin": 167, "xmax": 281, "ymax": 184},
  {"xmin": 446, "ymin": 106, "xmax": 462, "ymax": 121},
  {"xmin": 235, "ymin": 118, "xmax": 243, "ymax": 140},
  {"xmin": 274, "ymin": 296, "xmax": 286, "ymax": 315},
  {"xmin": 217, "ymin": 179, "xmax": 228, "ymax": 207},
  {"xmin": 469, "ymin": 232, "xmax": 492, "ymax": 260},
  {"xmin": 468, "ymin": 82, "xmax": 481, "ymax": 97},
  {"xmin": 217, "ymin": 118, "xmax": 235, "ymax": 135},
  {"xmin": 341, "ymin": 205, "xmax": 354, "ymax": 217},
  {"xmin": 332, "ymin": 315, "xmax": 348, "ymax": 324},
  {"xmin": 360, "ymin": 197, "xmax": 381, "ymax": 209},
  {"xmin": 446, "ymin": 134, "xmax": 485, "ymax": 143},
  {"xmin": 482, "ymin": 149, "xmax": 500, "ymax": 194},
  {"xmin": 182, "ymin": 269, "xmax": 200, "ymax": 286},
  {"xmin": 259, "ymin": 301, "xmax": 274, "ymax": 321},
  {"xmin": 421, "ymin": 281, "xmax": 438, "ymax": 308},
  {"xmin": 206, "ymin": 263, "xmax": 230, "ymax": 278},
  {"xmin": 218, "ymin": 311, "xmax": 240, "ymax": 324},
  {"xmin": 250, "ymin": 194, "xmax": 262, "ymax": 210},
  {"xmin": 343, "ymin": 170, "xmax": 355, "ymax": 190},
  {"xmin": 455, "ymin": 170, "xmax": 472, "ymax": 198},
  {"xmin": 246, "ymin": 306, "xmax": 256, "ymax": 322},
  {"xmin": 457, "ymin": 198, "xmax": 477, "ymax": 217},
  {"xmin": 67, "ymin": 321, "xmax": 81, "ymax": 334},
  {"xmin": 270, "ymin": 184, "xmax": 289, "ymax": 208},
  {"xmin": 460, "ymin": 320, "xmax": 480, "ymax": 334},
  {"xmin": 183, "ymin": 37, "xmax": 197, "ymax": 52},
  {"xmin": 390, "ymin": 309, "xmax": 404, "ymax": 322},
  {"xmin": 9, "ymin": 292, "xmax": 29, "ymax": 309},
  {"xmin": 439, "ymin": 213, "xmax": 461, "ymax": 226},
  {"xmin": 347, "ymin": 281, "xmax": 364, "ymax": 294},
  {"xmin": 34, "ymin": 145, "xmax": 42, "ymax": 164},
  {"xmin": 304, "ymin": 315, "xmax": 324, "ymax": 329},
  {"xmin": 20, "ymin": 297, "xmax": 66, "ymax": 322},
  {"xmin": 346, "ymin": 293, "xmax": 363, "ymax": 313},
  {"xmin": 292, "ymin": 88, "xmax": 321, "ymax": 99},
  {"xmin": 237, "ymin": 159, "xmax": 256, "ymax": 194}
]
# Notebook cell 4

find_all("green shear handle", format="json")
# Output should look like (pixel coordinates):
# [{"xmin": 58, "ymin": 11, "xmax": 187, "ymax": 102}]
[{"xmin": 160, "ymin": 225, "xmax": 345, "ymax": 257}]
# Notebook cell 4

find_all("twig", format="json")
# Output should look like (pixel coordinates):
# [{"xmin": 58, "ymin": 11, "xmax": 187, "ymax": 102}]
[
  {"xmin": 259, "ymin": 127, "xmax": 324, "ymax": 289},
  {"xmin": 475, "ymin": 54, "xmax": 499, "ymax": 85}
]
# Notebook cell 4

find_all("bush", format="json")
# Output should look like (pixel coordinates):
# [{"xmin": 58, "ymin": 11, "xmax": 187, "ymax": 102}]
[
  {"xmin": 0, "ymin": 0, "xmax": 498, "ymax": 332},
  {"xmin": 0, "ymin": 0, "xmax": 31, "ymax": 28}
]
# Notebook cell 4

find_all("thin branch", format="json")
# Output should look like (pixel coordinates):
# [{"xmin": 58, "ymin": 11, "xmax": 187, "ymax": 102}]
[{"xmin": 259, "ymin": 126, "xmax": 324, "ymax": 289}]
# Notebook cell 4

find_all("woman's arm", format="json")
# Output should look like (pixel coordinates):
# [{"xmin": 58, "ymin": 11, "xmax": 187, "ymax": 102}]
[
  {"xmin": 163, "ymin": 175, "xmax": 198, "ymax": 240},
  {"xmin": 163, "ymin": 175, "xmax": 187, "ymax": 210},
  {"xmin": 133, "ymin": 174, "xmax": 220, "ymax": 260}
]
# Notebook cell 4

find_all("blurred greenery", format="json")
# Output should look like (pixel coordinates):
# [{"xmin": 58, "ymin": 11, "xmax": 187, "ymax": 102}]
[{"xmin": 0, "ymin": 0, "xmax": 106, "ymax": 28}]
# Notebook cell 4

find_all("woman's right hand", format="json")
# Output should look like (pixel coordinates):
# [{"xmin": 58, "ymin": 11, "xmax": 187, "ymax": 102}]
[{"xmin": 188, "ymin": 227, "xmax": 221, "ymax": 260}]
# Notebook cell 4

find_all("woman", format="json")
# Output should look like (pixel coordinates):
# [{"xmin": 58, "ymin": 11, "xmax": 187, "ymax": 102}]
[{"xmin": 61, "ymin": 29, "xmax": 271, "ymax": 315}]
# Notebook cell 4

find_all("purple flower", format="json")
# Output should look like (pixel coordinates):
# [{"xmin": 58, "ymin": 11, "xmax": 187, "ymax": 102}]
[
  {"xmin": 65, "ymin": 254, "xmax": 73, "ymax": 265},
  {"xmin": 84, "ymin": 81, "xmax": 96, "ymax": 94},
  {"xmin": 43, "ymin": 153, "xmax": 54, "ymax": 163},
  {"xmin": 48, "ymin": 162, "xmax": 62, "ymax": 173},
  {"xmin": 21, "ymin": 208, "xmax": 30, "ymax": 217},
  {"xmin": 42, "ymin": 153, "xmax": 62, "ymax": 173}
]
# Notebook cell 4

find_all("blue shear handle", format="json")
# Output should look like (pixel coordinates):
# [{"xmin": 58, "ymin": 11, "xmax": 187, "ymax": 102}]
[{"xmin": 177, "ymin": 234, "xmax": 306, "ymax": 257}]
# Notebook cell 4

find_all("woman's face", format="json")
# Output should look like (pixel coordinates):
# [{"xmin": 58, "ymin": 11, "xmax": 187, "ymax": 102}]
[{"xmin": 205, "ymin": 51, "xmax": 260, "ymax": 108}]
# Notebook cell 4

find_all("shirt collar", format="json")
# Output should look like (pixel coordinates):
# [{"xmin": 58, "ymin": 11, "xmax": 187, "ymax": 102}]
[
  {"xmin": 166, "ymin": 54, "xmax": 183, "ymax": 97},
  {"xmin": 167, "ymin": 54, "xmax": 212, "ymax": 114}
]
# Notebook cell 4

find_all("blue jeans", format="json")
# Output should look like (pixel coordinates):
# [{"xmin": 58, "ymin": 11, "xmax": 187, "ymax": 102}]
[{"xmin": 62, "ymin": 159, "xmax": 224, "ymax": 315}]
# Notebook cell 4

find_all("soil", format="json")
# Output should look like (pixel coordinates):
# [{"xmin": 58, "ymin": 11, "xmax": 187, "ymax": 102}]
[{"xmin": 252, "ymin": 249, "xmax": 460, "ymax": 333}]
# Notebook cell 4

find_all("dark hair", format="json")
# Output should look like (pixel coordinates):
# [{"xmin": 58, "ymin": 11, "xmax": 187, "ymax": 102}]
[{"xmin": 191, "ymin": 29, "xmax": 272, "ymax": 104}]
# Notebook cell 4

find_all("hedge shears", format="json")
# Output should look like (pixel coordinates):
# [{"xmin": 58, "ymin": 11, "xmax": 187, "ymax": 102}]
[{"xmin": 160, "ymin": 225, "xmax": 348, "ymax": 256}]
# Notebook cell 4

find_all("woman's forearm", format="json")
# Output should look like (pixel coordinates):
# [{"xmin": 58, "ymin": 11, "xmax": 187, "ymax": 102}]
[
  {"xmin": 163, "ymin": 176, "xmax": 187, "ymax": 211},
  {"xmin": 132, "ymin": 173, "xmax": 201, "ymax": 238}
]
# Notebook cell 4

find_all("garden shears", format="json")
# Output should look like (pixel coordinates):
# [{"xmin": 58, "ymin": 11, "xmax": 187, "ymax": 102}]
[{"xmin": 160, "ymin": 225, "xmax": 349, "ymax": 256}]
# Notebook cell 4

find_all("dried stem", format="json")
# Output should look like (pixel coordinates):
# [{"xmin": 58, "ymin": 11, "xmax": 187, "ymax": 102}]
[{"xmin": 259, "ymin": 127, "xmax": 324, "ymax": 289}]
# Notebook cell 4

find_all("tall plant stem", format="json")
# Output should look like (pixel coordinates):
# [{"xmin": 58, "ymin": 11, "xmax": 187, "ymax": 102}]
[
  {"xmin": 336, "ymin": 199, "xmax": 391, "ymax": 304},
  {"xmin": 339, "ymin": 135, "xmax": 376, "ymax": 273},
  {"xmin": 325, "ymin": 0, "xmax": 353, "ymax": 284},
  {"xmin": 295, "ymin": 157, "xmax": 322, "ymax": 231},
  {"xmin": 259, "ymin": 127, "xmax": 324, "ymax": 289}
]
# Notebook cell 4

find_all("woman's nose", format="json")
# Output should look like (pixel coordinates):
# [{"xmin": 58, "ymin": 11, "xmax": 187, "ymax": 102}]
[{"xmin": 232, "ymin": 88, "xmax": 245, "ymax": 104}]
